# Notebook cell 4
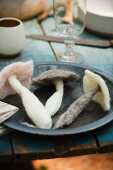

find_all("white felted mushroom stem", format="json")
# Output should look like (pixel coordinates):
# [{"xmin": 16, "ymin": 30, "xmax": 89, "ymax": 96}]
[
  {"xmin": 0, "ymin": 60, "xmax": 33, "ymax": 100},
  {"xmin": 45, "ymin": 79, "xmax": 64, "ymax": 116},
  {"xmin": 8, "ymin": 76, "xmax": 52, "ymax": 129},
  {"xmin": 83, "ymin": 70, "xmax": 110, "ymax": 111}
]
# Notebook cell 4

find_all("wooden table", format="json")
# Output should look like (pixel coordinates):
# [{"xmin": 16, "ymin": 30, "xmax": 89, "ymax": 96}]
[{"xmin": 0, "ymin": 17, "xmax": 113, "ymax": 162}]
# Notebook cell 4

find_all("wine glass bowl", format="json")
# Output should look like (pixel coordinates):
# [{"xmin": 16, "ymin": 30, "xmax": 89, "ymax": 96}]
[{"xmin": 53, "ymin": 0, "xmax": 86, "ymax": 63}]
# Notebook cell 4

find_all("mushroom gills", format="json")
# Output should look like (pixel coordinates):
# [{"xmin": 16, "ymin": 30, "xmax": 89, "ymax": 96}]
[
  {"xmin": 8, "ymin": 76, "xmax": 52, "ymax": 129},
  {"xmin": 83, "ymin": 70, "xmax": 110, "ymax": 111}
]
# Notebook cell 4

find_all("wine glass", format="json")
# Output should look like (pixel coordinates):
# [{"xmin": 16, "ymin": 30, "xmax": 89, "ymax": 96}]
[{"xmin": 53, "ymin": 0, "xmax": 86, "ymax": 63}]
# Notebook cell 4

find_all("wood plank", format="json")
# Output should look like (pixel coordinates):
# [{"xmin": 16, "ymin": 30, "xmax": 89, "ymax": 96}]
[
  {"xmin": 0, "ymin": 134, "xmax": 13, "ymax": 161},
  {"xmin": 0, "ymin": 18, "xmax": 55, "ymax": 69},
  {"xmin": 10, "ymin": 131, "xmax": 55, "ymax": 160},
  {"xmin": 11, "ymin": 131, "xmax": 97, "ymax": 160},
  {"xmin": 71, "ymin": 133, "xmax": 97, "ymax": 155},
  {"xmin": 93, "ymin": 121, "xmax": 113, "ymax": 154},
  {"xmin": 53, "ymin": 133, "xmax": 97, "ymax": 158}
]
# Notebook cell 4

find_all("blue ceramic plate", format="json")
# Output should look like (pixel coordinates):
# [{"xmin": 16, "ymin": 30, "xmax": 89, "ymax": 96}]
[{"xmin": 3, "ymin": 62, "xmax": 113, "ymax": 136}]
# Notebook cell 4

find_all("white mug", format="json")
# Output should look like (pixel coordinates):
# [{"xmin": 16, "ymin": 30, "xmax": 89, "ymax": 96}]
[{"xmin": 0, "ymin": 17, "xmax": 25, "ymax": 57}]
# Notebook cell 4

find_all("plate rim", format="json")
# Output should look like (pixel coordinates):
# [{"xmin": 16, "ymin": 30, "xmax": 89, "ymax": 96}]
[{"xmin": 3, "ymin": 61, "xmax": 113, "ymax": 136}]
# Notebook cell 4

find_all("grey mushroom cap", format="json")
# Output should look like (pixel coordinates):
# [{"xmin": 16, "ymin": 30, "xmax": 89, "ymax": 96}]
[{"xmin": 32, "ymin": 69, "xmax": 80, "ymax": 86}]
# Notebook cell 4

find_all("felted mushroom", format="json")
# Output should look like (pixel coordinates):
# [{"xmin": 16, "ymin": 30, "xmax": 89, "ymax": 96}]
[
  {"xmin": 32, "ymin": 69, "xmax": 79, "ymax": 116},
  {"xmin": 54, "ymin": 69, "xmax": 110, "ymax": 129},
  {"xmin": 53, "ymin": 85, "xmax": 99, "ymax": 129},
  {"xmin": 83, "ymin": 70, "xmax": 110, "ymax": 111},
  {"xmin": 0, "ymin": 61, "xmax": 33, "ymax": 100},
  {"xmin": 0, "ymin": 61, "xmax": 52, "ymax": 129}
]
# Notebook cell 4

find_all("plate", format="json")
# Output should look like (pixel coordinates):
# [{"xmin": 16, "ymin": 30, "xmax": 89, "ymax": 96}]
[
  {"xmin": 3, "ymin": 62, "xmax": 113, "ymax": 136},
  {"xmin": 86, "ymin": 0, "xmax": 113, "ymax": 37}
]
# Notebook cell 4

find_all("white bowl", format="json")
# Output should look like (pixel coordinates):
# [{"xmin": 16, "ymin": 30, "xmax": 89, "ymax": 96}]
[{"xmin": 86, "ymin": 0, "xmax": 113, "ymax": 37}]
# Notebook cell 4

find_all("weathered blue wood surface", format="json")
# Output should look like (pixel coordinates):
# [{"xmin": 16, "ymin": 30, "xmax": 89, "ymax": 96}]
[
  {"xmin": 0, "ymin": 135, "xmax": 13, "ymax": 161},
  {"xmin": 41, "ymin": 17, "xmax": 113, "ymax": 75},
  {"xmin": 0, "ymin": 15, "xmax": 113, "ymax": 160},
  {"xmin": 93, "ymin": 120, "xmax": 113, "ymax": 153},
  {"xmin": 0, "ymin": 17, "xmax": 97, "ymax": 160},
  {"xmin": 10, "ymin": 131, "xmax": 54, "ymax": 160},
  {"xmin": 10, "ymin": 132, "xmax": 97, "ymax": 160},
  {"xmin": 71, "ymin": 133, "xmax": 97, "ymax": 155}
]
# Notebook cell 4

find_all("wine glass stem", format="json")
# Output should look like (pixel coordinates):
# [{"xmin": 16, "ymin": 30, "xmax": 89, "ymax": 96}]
[{"xmin": 64, "ymin": 37, "xmax": 75, "ymax": 56}]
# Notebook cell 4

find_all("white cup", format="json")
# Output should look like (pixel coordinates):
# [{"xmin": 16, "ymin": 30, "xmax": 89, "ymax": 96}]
[{"xmin": 0, "ymin": 17, "xmax": 25, "ymax": 57}]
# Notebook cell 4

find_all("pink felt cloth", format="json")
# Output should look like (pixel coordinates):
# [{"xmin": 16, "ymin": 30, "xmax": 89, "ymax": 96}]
[{"xmin": 0, "ymin": 60, "xmax": 33, "ymax": 100}]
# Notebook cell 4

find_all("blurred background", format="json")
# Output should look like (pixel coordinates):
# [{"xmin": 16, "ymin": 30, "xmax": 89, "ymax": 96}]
[
  {"xmin": 1, "ymin": 152, "xmax": 113, "ymax": 170},
  {"xmin": 0, "ymin": 0, "xmax": 113, "ymax": 37}
]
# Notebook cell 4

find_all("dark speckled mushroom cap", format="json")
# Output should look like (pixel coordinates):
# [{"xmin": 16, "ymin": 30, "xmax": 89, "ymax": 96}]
[{"xmin": 32, "ymin": 69, "xmax": 79, "ymax": 86}]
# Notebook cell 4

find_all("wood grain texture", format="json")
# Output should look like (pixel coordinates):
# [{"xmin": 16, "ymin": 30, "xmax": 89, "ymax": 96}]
[
  {"xmin": 53, "ymin": 133, "xmax": 97, "ymax": 157},
  {"xmin": 93, "ymin": 120, "xmax": 113, "ymax": 153},
  {"xmin": 72, "ymin": 133, "xmax": 97, "ymax": 155},
  {"xmin": 0, "ymin": 135, "xmax": 13, "ymax": 161},
  {"xmin": 10, "ymin": 131, "xmax": 97, "ymax": 160},
  {"xmin": 10, "ymin": 131, "xmax": 54, "ymax": 160}
]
